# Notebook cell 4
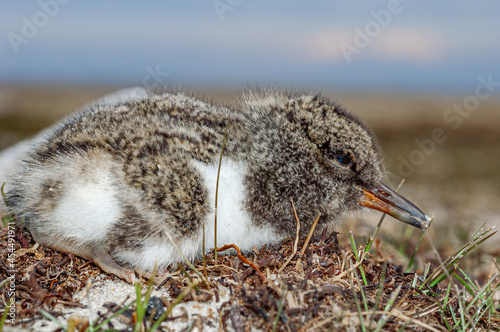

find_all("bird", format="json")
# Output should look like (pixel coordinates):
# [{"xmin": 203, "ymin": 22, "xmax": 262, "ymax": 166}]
[{"xmin": 2, "ymin": 88, "xmax": 430, "ymax": 283}]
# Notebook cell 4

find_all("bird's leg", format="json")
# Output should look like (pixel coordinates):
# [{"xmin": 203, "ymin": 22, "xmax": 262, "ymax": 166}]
[
  {"xmin": 134, "ymin": 267, "xmax": 169, "ymax": 285},
  {"xmin": 217, "ymin": 244, "xmax": 265, "ymax": 280},
  {"xmin": 90, "ymin": 247, "xmax": 136, "ymax": 284}
]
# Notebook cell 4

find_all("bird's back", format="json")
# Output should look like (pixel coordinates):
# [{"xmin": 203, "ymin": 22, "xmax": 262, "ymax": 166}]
[{"xmin": 5, "ymin": 91, "xmax": 245, "ymax": 274}]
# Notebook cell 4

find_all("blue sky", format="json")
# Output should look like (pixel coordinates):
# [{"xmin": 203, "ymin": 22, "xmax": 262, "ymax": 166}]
[{"xmin": 1, "ymin": 1, "xmax": 499, "ymax": 93}]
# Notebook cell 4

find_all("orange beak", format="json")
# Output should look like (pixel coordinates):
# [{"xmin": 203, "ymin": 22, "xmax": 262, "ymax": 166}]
[{"xmin": 360, "ymin": 182, "xmax": 431, "ymax": 230}]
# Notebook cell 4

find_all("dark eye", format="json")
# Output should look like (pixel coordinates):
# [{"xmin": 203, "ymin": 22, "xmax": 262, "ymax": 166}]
[
  {"xmin": 333, "ymin": 151, "xmax": 354, "ymax": 167},
  {"xmin": 318, "ymin": 141, "xmax": 356, "ymax": 168}
]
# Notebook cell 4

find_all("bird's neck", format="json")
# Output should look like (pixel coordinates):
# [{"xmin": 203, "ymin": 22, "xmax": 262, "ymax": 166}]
[{"xmin": 239, "ymin": 121, "xmax": 334, "ymax": 236}]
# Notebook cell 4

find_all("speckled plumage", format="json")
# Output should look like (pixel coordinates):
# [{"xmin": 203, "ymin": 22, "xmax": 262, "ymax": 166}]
[
  {"xmin": 241, "ymin": 91, "xmax": 383, "ymax": 234},
  {"xmin": 4, "ymin": 88, "xmax": 428, "ymax": 283}
]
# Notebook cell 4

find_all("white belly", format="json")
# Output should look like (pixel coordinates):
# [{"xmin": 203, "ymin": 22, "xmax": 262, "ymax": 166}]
[
  {"xmin": 116, "ymin": 159, "xmax": 282, "ymax": 272},
  {"xmin": 193, "ymin": 159, "xmax": 281, "ymax": 251}
]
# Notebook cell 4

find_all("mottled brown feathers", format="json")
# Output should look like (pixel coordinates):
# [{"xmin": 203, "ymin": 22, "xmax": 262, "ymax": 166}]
[{"xmin": 5, "ymin": 89, "xmax": 385, "ymax": 280}]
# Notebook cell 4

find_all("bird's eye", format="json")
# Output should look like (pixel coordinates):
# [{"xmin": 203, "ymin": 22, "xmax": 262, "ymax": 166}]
[
  {"xmin": 318, "ymin": 141, "xmax": 356, "ymax": 169},
  {"xmin": 333, "ymin": 150, "xmax": 355, "ymax": 167}
]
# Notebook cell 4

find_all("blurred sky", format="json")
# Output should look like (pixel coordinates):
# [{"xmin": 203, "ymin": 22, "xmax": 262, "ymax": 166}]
[{"xmin": 0, "ymin": 0, "xmax": 499, "ymax": 93}]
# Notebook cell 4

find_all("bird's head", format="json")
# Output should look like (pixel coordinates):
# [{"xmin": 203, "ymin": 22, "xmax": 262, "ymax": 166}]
[{"xmin": 242, "ymin": 90, "xmax": 430, "ymax": 230}]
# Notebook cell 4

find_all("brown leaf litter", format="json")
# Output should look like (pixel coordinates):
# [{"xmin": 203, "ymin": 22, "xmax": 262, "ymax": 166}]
[{"xmin": 1, "ymin": 226, "xmax": 499, "ymax": 331}]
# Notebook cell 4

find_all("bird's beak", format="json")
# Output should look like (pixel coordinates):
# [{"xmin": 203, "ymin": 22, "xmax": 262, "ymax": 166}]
[{"xmin": 359, "ymin": 182, "xmax": 431, "ymax": 230}]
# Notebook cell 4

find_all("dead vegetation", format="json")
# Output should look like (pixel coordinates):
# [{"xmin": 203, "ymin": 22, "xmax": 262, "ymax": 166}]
[{"xmin": 1, "ymin": 221, "xmax": 499, "ymax": 331}]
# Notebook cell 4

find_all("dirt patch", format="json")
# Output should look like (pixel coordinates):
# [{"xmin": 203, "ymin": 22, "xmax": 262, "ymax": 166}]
[{"xmin": 2, "ymin": 225, "xmax": 498, "ymax": 331}]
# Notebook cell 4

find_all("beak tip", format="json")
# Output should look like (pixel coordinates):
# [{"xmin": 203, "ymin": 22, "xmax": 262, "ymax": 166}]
[
  {"xmin": 418, "ymin": 214, "xmax": 432, "ymax": 230},
  {"xmin": 414, "ymin": 214, "xmax": 432, "ymax": 230}
]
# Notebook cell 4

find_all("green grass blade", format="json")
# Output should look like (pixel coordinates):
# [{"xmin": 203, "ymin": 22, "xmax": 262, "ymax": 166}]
[
  {"xmin": 411, "ymin": 273, "xmax": 419, "ymax": 288},
  {"xmin": 471, "ymin": 221, "xmax": 488, "ymax": 239},
  {"xmin": 465, "ymin": 273, "xmax": 499, "ymax": 315},
  {"xmin": 1, "ymin": 183, "xmax": 10, "ymax": 207},
  {"xmin": 177, "ymin": 262, "xmax": 201, "ymax": 293},
  {"xmin": 148, "ymin": 281, "xmax": 198, "ymax": 331},
  {"xmin": 455, "ymin": 285, "xmax": 466, "ymax": 330},
  {"xmin": 1, "ymin": 183, "xmax": 16, "ymax": 227},
  {"xmin": 134, "ymin": 281, "xmax": 145, "ymax": 332},
  {"xmin": 347, "ymin": 258, "xmax": 366, "ymax": 332},
  {"xmin": 444, "ymin": 278, "xmax": 458, "ymax": 327},
  {"xmin": 457, "ymin": 265, "xmax": 479, "ymax": 292},
  {"xmin": 353, "ymin": 261, "xmax": 369, "ymax": 312},
  {"xmin": 271, "ymin": 283, "xmax": 287, "ymax": 332},
  {"xmin": 429, "ymin": 266, "xmax": 457, "ymax": 288},
  {"xmin": 202, "ymin": 220, "xmax": 208, "ymax": 283},
  {"xmin": 133, "ymin": 266, "xmax": 157, "ymax": 332},
  {"xmin": 89, "ymin": 302, "xmax": 133, "ymax": 332},
  {"xmin": 163, "ymin": 229, "xmax": 205, "ymax": 282},
  {"xmin": 350, "ymin": 232, "xmax": 367, "ymax": 286},
  {"xmin": 374, "ymin": 285, "xmax": 401, "ymax": 332},
  {"xmin": 184, "ymin": 321, "xmax": 195, "ymax": 332},
  {"xmin": 39, "ymin": 310, "xmax": 67, "ymax": 331},
  {"xmin": 406, "ymin": 230, "xmax": 426, "ymax": 273},
  {"xmin": 0, "ymin": 298, "xmax": 10, "ymax": 330},
  {"xmin": 453, "ymin": 272, "xmax": 474, "ymax": 296},
  {"xmin": 214, "ymin": 114, "xmax": 231, "ymax": 261},
  {"xmin": 369, "ymin": 262, "xmax": 387, "ymax": 329},
  {"xmin": 422, "ymin": 226, "xmax": 496, "ymax": 289}
]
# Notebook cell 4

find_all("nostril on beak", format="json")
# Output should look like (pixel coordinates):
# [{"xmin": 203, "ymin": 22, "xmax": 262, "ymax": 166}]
[
  {"xmin": 378, "ymin": 189, "xmax": 391, "ymax": 199},
  {"xmin": 360, "ymin": 182, "xmax": 429, "ymax": 229}
]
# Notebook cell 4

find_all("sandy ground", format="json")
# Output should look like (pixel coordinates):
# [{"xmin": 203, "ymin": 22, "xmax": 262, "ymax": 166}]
[{"xmin": 30, "ymin": 276, "xmax": 228, "ymax": 331}]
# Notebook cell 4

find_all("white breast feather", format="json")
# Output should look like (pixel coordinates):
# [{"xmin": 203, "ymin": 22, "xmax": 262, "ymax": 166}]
[
  {"xmin": 193, "ymin": 159, "xmax": 281, "ymax": 251},
  {"xmin": 122, "ymin": 159, "xmax": 282, "ymax": 272}
]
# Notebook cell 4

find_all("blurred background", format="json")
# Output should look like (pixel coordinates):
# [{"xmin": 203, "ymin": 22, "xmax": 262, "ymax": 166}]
[{"xmin": 1, "ymin": 1, "xmax": 499, "ymax": 278}]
